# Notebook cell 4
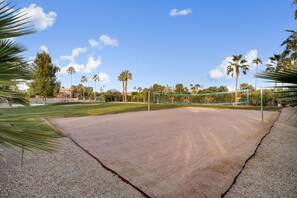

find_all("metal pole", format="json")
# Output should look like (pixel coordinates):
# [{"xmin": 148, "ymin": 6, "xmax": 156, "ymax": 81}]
[
  {"xmin": 148, "ymin": 91, "xmax": 150, "ymax": 112},
  {"xmin": 261, "ymin": 87, "xmax": 263, "ymax": 123}
]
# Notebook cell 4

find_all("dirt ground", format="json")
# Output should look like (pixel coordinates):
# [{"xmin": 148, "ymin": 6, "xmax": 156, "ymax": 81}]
[{"xmin": 50, "ymin": 107, "xmax": 279, "ymax": 198}]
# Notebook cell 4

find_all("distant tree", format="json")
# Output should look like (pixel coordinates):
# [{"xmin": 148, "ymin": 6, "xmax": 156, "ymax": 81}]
[
  {"xmin": 121, "ymin": 70, "xmax": 132, "ymax": 102},
  {"xmin": 30, "ymin": 52, "xmax": 60, "ymax": 105},
  {"xmin": 252, "ymin": 57, "xmax": 262, "ymax": 90},
  {"xmin": 203, "ymin": 86, "xmax": 218, "ymax": 93},
  {"xmin": 102, "ymin": 89, "xmax": 122, "ymax": 102},
  {"xmin": 240, "ymin": 83, "xmax": 255, "ymax": 91},
  {"xmin": 227, "ymin": 54, "xmax": 249, "ymax": 104},
  {"xmin": 137, "ymin": 87, "xmax": 142, "ymax": 93},
  {"xmin": 118, "ymin": 72, "xmax": 125, "ymax": 102},
  {"xmin": 81, "ymin": 75, "xmax": 87, "ymax": 101},
  {"xmin": 190, "ymin": 84, "xmax": 201, "ymax": 94},
  {"xmin": 152, "ymin": 84, "xmax": 166, "ymax": 93},
  {"xmin": 66, "ymin": 66, "xmax": 75, "ymax": 101},
  {"xmin": 218, "ymin": 86, "xmax": 229, "ymax": 92},
  {"xmin": 92, "ymin": 74, "xmax": 100, "ymax": 101},
  {"xmin": 175, "ymin": 83, "xmax": 184, "ymax": 94}
]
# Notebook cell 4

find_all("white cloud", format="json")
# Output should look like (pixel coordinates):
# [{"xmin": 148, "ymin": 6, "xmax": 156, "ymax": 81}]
[
  {"xmin": 208, "ymin": 49, "xmax": 258, "ymax": 80},
  {"xmin": 169, "ymin": 8, "xmax": 192, "ymax": 17},
  {"xmin": 209, "ymin": 56, "xmax": 233, "ymax": 79},
  {"xmin": 59, "ymin": 56, "xmax": 102, "ymax": 74},
  {"xmin": 89, "ymin": 35, "xmax": 118, "ymax": 48},
  {"xmin": 244, "ymin": 49, "xmax": 258, "ymax": 69},
  {"xmin": 100, "ymin": 35, "xmax": 118, "ymax": 46},
  {"xmin": 60, "ymin": 47, "xmax": 87, "ymax": 62},
  {"xmin": 98, "ymin": 72, "xmax": 110, "ymax": 84},
  {"xmin": 89, "ymin": 39, "xmax": 99, "ymax": 47},
  {"xmin": 85, "ymin": 57, "xmax": 102, "ymax": 73},
  {"xmin": 59, "ymin": 63, "xmax": 84, "ymax": 74},
  {"xmin": 39, "ymin": 45, "xmax": 48, "ymax": 53},
  {"xmin": 19, "ymin": 4, "xmax": 57, "ymax": 31}
]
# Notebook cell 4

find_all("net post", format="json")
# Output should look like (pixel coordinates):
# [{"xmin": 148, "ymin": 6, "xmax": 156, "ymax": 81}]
[
  {"xmin": 246, "ymin": 89, "xmax": 250, "ymax": 104},
  {"xmin": 261, "ymin": 87, "xmax": 263, "ymax": 123},
  {"xmin": 148, "ymin": 91, "xmax": 150, "ymax": 112}
]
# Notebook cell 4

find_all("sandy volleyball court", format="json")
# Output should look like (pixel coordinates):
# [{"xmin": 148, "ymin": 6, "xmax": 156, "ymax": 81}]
[{"xmin": 50, "ymin": 107, "xmax": 278, "ymax": 197}]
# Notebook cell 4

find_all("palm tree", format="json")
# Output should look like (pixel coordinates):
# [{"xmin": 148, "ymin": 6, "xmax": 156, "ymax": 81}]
[
  {"xmin": 92, "ymin": 74, "xmax": 100, "ymax": 101},
  {"xmin": 0, "ymin": 1, "xmax": 57, "ymax": 154},
  {"xmin": 122, "ymin": 70, "xmax": 132, "ymax": 102},
  {"xmin": 190, "ymin": 84, "xmax": 195, "ymax": 93},
  {"xmin": 81, "ymin": 76, "xmax": 87, "ymax": 101},
  {"xmin": 190, "ymin": 84, "xmax": 201, "ymax": 94},
  {"xmin": 118, "ymin": 72, "xmax": 125, "ymax": 102},
  {"xmin": 137, "ymin": 87, "xmax": 142, "ymax": 93},
  {"xmin": 265, "ymin": 54, "xmax": 290, "ymax": 106},
  {"xmin": 227, "ymin": 54, "xmax": 249, "ymax": 105},
  {"xmin": 252, "ymin": 57, "xmax": 263, "ymax": 90},
  {"xmin": 66, "ymin": 66, "xmax": 75, "ymax": 101}
]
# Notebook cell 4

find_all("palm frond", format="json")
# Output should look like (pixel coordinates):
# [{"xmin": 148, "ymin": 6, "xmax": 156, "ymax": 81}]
[
  {"xmin": 0, "ymin": 122, "xmax": 58, "ymax": 152},
  {"xmin": 0, "ymin": 1, "xmax": 58, "ymax": 155},
  {"xmin": 256, "ymin": 69, "xmax": 297, "ymax": 104},
  {"xmin": 0, "ymin": 1, "xmax": 35, "ymax": 39}
]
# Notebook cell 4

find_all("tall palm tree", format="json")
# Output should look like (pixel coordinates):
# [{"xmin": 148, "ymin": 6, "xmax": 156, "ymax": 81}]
[
  {"xmin": 252, "ymin": 57, "xmax": 263, "ymax": 90},
  {"xmin": 66, "ymin": 66, "xmax": 75, "ymax": 101},
  {"xmin": 81, "ymin": 76, "xmax": 87, "ymax": 101},
  {"xmin": 0, "ymin": 1, "xmax": 57, "ymax": 153},
  {"xmin": 227, "ymin": 54, "xmax": 249, "ymax": 105},
  {"xmin": 122, "ymin": 70, "xmax": 132, "ymax": 102},
  {"xmin": 92, "ymin": 74, "xmax": 100, "ymax": 101},
  {"xmin": 118, "ymin": 72, "xmax": 125, "ymax": 102}
]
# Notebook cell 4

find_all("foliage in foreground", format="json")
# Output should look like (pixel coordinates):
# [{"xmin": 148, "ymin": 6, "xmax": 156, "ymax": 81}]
[
  {"xmin": 257, "ymin": 69, "xmax": 297, "ymax": 105},
  {"xmin": 0, "ymin": 2, "xmax": 57, "ymax": 154}
]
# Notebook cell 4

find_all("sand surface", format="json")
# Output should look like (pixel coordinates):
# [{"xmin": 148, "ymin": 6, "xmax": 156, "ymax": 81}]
[{"xmin": 50, "ymin": 107, "xmax": 279, "ymax": 197}]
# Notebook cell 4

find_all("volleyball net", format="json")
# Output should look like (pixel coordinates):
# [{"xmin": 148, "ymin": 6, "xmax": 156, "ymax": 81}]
[{"xmin": 153, "ymin": 90, "xmax": 250, "ymax": 105}]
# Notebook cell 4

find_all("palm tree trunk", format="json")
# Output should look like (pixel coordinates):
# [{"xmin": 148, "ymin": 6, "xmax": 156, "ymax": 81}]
[
  {"xmin": 70, "ymin": 74, "xmax": 72, "ymax": 102},
  {"xmin": 125, "ymin": 80, "xmax": 128, "ymax": 102},
  {"xmin": 122, "ymin": 81, "xmax": 125, "ymax": 102},
  {"xmin": 235, "ymin": 75, "xmax": 238, "ymax": 105},
  {"xmin": 83, "ymin": 85, "xmax": 85, "ymax": 101},
  {"xmin": 43, "ymin": 96, "xmax": 46, "ymax": 106},
  {"xmin": 255, "ymin": 66, "xmax": 258, "ymax": 90},
  {"xmin": 94, "ymin": 82, "xmax": 96, "ymax": 101}
]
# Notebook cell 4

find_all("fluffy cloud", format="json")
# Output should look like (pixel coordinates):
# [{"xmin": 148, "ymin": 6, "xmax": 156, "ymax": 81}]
[
  {"xmin": 98, "ymin": 72, "xmax": 110, "ymax": 84},
  {"xmin": 89, "ymin": 39, "xmax": 99, "ymax": 47},
  {"xmin": 169, "ymin": 8, "xmax": 192, "ymax": 17},
  {"xmin": 209, "ymin": 49, "xmax": 258, "ymax": 80},
  {"xmin": 244, "ymin": 49, "xmax": 258, "ymax": 69},
  {"xmin": 100, "ymin": 35, "xmax": 118, "ymax": 46},
  {"xmin": 19, "ymin": 4, "xmax": 57, "ymax": 31},
  {"xmin": 60, "ymin": 47, "xmax": 87, "ymax": 62},
  {"xmin": 59, "ymin": 56, "xmax": 102, "ymax": 74},
  {"xmin": 85, "ymin": 57, "xmax": 102, "ymax": 73},
  {"xmin": 39, "ymin": 45, "xmax": 48, "ymax": 53},
  {"xmin": 89, "ymin": 35, "xmax": 118, "ymax": 48}
]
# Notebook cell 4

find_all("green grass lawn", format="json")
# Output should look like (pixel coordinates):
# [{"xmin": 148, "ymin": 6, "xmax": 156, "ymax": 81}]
[{"xmin": 0, "ymin": 102, "xmax": 280, "ymax": 135}]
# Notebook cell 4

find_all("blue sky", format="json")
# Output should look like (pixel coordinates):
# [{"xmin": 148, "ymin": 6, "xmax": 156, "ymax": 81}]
[{"xmin": 15, "ymin": 0, "xmax": 296, "ymax": 91}]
